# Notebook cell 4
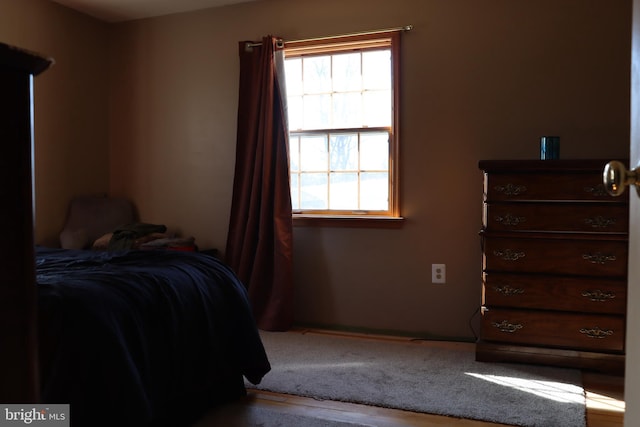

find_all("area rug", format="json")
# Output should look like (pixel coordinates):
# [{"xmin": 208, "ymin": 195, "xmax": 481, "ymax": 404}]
[{"xmin": 248, "ymin": 331, "xmax": 586, "ymax": 427}]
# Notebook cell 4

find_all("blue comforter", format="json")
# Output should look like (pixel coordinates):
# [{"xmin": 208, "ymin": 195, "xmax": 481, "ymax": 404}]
[{"xmin": 36, "ymin": 247, "xmax": 270, "ymax": 427}]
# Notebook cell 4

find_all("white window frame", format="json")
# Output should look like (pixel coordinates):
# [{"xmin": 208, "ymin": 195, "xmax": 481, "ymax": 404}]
[{"xmin": 283, "ymin": 32, "xmax": 402, "ymax": 227}]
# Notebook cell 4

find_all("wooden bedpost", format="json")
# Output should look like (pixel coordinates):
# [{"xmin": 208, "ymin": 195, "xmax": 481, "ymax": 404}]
[{"xmin": 0, "ymin": 43, "xmax": 52, "ymax": 404}]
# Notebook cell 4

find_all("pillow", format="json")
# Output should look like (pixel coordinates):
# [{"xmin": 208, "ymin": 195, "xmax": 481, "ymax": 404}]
[
  {"xmin": 60, "ymin": 228, "xmax": 89, "ymax": 250},
  {"xmin": 59, "ymin": 195, "xmax": 136, "ymax": 249}
]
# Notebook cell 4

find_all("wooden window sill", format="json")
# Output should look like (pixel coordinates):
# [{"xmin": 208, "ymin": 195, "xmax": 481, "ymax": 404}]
[{"xmin": 292, "ymin": 215, "xmax": 405, "ymax": 229}]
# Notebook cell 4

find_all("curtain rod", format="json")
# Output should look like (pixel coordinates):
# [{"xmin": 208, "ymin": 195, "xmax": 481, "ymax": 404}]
[{"xmin": 245, "ymin": 25, "xmax": 413, "ymax": 49}]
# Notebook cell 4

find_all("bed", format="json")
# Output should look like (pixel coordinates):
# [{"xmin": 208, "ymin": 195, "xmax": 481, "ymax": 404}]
[
  {"xmin": 1, "ymin": 43, "xmax": 271, "ymax": 426},
  {"xmin": 36, "ymin": 246, "xmax": 271, "ymax": 426}
]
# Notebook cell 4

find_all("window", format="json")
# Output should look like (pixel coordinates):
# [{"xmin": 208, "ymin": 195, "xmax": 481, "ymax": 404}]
[{"xmin": 283, "ymin": 32, "xmax": 401, "ymax": 222}]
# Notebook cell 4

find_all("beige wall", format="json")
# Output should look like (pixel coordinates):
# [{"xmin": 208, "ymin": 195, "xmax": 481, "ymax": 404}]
[
  {"xmin": 0, "ymin": 0, "xmax": 110, "ymax": 246},
  {"xmin": 2, "ymin": 0, "xmax": 632, "ymax": 338},
  {"xmin": 109, "ymin": 0, "xmax": 631, "ymax": 338}
]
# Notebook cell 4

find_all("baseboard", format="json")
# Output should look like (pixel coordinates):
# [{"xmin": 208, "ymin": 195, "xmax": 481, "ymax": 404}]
[{"xmin": 293, "ymin": 322, "xmax": 476, "ymax": 343}]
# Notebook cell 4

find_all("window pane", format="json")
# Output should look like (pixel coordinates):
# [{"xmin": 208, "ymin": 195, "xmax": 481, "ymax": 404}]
[
  {"xmin": 333, "ymin": 53, "xmax": 361, "ymax": 92},
  {"xmin": 289, "ymin": 136, "xmax": 300, "ymax": 172},
  {"xmin": 363, "ymin": 90, "xmax": 391, "ymax": 127},
  {"xmin": 300, "ymin": 173, "xmax": 328, "ymax": 209},
  {"xmin": 287, "ymin": 96, "xmax": 303, "ymax": 131},
  {"xmin": 303, "ymin": 94, "xmax": 331, "ymax": 129},
  {"xmin": 300, "ymin": 135, "xmax": 327, "ymax": 171},
  {"xmin": 363, "ymin": 50, "xmax": 391, "ymax": 90},
  {"xmin": 330, "ymin": 173, "xmax": 358, "ymax": 209},
  {"xmin": 330, "ymin": 134, "xmax": 358, "ymax": 171},
  {"xmin": 285, "ymin": 58, "xmax": 303, "ymax": 95},
  {"xmin": 332, "ymin": 92, "xmax": 362, "ymax": 128},
  {"xmin": 361, "ymin": 172, "xmax": 388, "ymax": 210},
  {"xmin": 290, "ymin": 173, "xmax": 299, "ymax": 209},
  {"xmin": 360, "ymin": 132, "xmax": 389, "ymax": 170},
  {"xmin": 303, "ymin": 56, "xmax": 331, "ymax": 94}
]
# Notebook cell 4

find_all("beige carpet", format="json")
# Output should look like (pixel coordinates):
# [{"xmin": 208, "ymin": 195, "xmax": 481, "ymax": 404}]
[{"xmin": 248, "ymin": 330, "xmax": 586, "ymax": 427}]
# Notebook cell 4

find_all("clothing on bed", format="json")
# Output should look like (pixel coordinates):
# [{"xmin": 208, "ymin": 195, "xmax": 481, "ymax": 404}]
[
  {"xmin": 107, "ymin": 222, "xmax": 167, "ymax": 250},
  {"xmin": 36, "ymin": 247, "xmax": 271, "ymax": 427}
]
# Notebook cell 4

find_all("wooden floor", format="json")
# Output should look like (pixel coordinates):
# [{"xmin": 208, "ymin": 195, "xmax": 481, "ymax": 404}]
[{"xmin": 195, "ymin": 330, "xmax": 625, "ymax": 427}]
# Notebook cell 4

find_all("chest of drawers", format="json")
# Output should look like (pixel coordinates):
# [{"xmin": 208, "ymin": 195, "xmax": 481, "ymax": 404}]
[{"xmin": 476, "ymin": 159, "xmax": 628, "ymax": 374}]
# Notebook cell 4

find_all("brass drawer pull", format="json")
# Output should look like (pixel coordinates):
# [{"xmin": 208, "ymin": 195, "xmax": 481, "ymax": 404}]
[
  {"xmin": 493, "ymin": 249, "xmax": 525, "ymax": 261},
  {"xmin": 584, "ymin": 216, "xmax": 617, "ymax": 229},
  {"xmin": 494, "ymin": 184, "xmax": 527, "ymax": 196},
  {"xmin": 494, "ymin": 213, "xmax": 527, "ymax": 226},
  {"xmin": 491, "ymin": 320, "xmax": 523, "ymax": 333},
  {"xmin": 582, "ymin": 290, "xmax": 616, "ymax": 302},
  {"xmin": 493, "ymin": 285, "xmax": 525, "ymax": 296},
  {"xmin": 582, "ymin": 253, "xmax": 617, "ymax": 264},
  {"xmin": 579, "ymin": 327, "xmax": 613, "ymax": 339}
]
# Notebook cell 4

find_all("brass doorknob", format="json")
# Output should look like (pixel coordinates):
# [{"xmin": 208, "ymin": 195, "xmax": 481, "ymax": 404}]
[{"xmin": 603, "ymin": 160, "xmax": 639, "ymax": 196}]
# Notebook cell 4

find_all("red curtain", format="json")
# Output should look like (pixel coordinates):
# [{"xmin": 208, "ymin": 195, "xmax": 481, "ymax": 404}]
[{"xmin": 225, "ymin": 36, "xmax": 293, "ymax": 331}]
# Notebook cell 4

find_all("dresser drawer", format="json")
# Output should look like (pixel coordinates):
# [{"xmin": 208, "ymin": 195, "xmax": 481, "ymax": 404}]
[
  {"xmin": 484, "ymin": 203, "xmax": 628, "ymax": 233},
  {"xmin": 485, "ymin": 172, "xmax": 619, "ymax": 202},
  {"xmin": 481, "ymin": 308, "xmax": 625, "ymax": 352},
  {"xmin": 483, "ymin": 273, "xmax": 627, "ymax": 314},
  {"xmin": 483, "ymin": 236, "xmax": 628, "ymax": 277}
]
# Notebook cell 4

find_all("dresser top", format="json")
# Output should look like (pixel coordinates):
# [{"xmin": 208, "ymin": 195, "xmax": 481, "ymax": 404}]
[{"xmin": 479, "ymin": 159, "xmax": 627, "ymax": 173}]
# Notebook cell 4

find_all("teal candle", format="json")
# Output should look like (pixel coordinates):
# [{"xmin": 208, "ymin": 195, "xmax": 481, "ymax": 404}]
[{"xmin": 540, "ymin": 136, "xmax": 560, "ymax": 160}]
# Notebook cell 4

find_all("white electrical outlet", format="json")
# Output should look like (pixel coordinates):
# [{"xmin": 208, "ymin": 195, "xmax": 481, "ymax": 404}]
[{"xmin": 432, "ymin": 264, "xmax": 446, "ymax": 284}]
